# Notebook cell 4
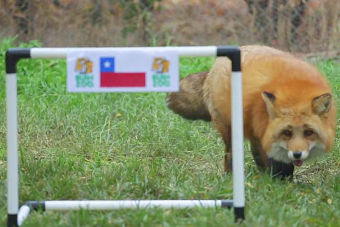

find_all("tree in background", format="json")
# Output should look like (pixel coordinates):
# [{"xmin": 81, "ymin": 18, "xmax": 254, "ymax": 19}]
[
  {"xmin": 14, "ymin": 0, "xmax": 29, "ymax": 36},
  {"xmin": 117, "ymin": 0, "xmax": 162, "ymax": 43},
  {"xmin": 245, "ymin": 0, "xmax": 309, "ymax": 43}
]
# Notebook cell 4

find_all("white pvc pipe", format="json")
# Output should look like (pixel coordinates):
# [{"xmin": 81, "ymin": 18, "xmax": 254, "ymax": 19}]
[
  {"xmin": 30, "ymin": 46, "xmax": 217, "ymax": 59},
  {"xmin": 17, "ymin": 205, "xmax": 30, "ymax": 226},
  {"xmin": 8, "ymin": 47, "xmax": 243, "ymax": 226},
  {"xmin": 231, "ymin": 71, "xmax": 245, "ymax": 208},
  {"xmin": 6, "ymin": 73, "xmax": 19, "ymax": 215},
  {"xmin": 45, "ymin": 200, "xmax": 224, "ymax": 210}
]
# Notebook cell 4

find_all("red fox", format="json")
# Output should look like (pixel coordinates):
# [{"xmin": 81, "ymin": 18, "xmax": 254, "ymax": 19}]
[{"xmin": 167, "ymin": 45, "xmax": 336, "ymax": 178}]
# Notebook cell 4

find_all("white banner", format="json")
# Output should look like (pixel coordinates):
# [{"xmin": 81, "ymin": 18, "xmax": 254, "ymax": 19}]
[{"xmin": 67, "ymin": 49, "xmax": 179, "ymax": 92}]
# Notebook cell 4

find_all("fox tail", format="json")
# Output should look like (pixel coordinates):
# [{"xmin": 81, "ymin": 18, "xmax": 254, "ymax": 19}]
[{"xmin": 166, "ymin": 72, "xmax": 211, "ymax": 121}]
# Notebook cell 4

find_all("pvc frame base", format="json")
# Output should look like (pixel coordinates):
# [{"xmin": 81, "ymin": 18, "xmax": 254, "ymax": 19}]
[
  {"xmin": 6, "ymin": 46, "xmax": 245, "ymax": 226},
  {"xmin": 13, "ymin": 199, "xmax": 236, "ymax": 226}
]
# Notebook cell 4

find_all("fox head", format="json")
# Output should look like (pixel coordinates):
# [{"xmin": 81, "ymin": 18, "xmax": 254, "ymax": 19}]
[{"xmin": 261, "ymin": 86, "xmax": 335, "ymax": 167}]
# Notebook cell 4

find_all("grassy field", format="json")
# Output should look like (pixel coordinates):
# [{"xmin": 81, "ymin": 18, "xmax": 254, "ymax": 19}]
[{"xmin": 0, "ymin": 38, "xmax": 339, "ymax": 227}]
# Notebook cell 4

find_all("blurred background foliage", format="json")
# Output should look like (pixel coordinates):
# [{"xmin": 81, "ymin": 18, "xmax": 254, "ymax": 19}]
[{"xmin": 0, "ymin": 0, "xmax": 339, "ymax": 54}]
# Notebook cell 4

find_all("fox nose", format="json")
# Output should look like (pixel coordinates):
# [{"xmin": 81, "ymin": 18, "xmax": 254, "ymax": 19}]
[{"xmin": 293, "ymin": 151, "xmax": 302, "ymax": 159}]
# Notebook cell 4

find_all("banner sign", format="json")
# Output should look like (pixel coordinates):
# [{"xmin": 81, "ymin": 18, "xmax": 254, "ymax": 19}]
[{"xmin": 67, "ymin": 49, "xmax": 179, "ymax": 92}]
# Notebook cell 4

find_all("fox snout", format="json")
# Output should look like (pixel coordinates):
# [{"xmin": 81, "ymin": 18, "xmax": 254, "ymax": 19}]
[
  {"xmin": 269, "ymin": 142, "xmax": 315, "ymax": 167},
  {"xmin": 287, "ymin": 138, "xmax": 311, "ymax": 162},
  {"xmin": 288, "ymin": 150, "xmax": 310, "ymax": 166},
  {"xmin": 288, "ymin": 150, "xmax": 309, "ymax": 160},
  {"xmin": 269, "ymin": 138, "xmax": 325, "ymax": 167},
  {"xmin": 293, "ymin": 151, "xmax": 302, "ymax": 159}
]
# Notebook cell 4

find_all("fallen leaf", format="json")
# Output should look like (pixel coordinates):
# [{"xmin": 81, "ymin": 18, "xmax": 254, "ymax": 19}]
[{"xmin": 327, "ymin": 198, "xmax": 332, "ymax": 205}]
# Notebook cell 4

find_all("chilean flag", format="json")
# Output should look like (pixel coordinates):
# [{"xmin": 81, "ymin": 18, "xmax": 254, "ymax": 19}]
[{"xmin": 100, "ymin": 57, "xmax": 146, "ymax": 87}]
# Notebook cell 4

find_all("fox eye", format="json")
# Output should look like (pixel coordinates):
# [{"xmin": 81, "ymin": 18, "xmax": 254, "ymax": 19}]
[
  {"xmin": 304, "ymin": 129, "xmax": 314, "ymax": 137},
  {"xmin": 281, "ymin": 129, "xmax": 293, "ymax": 138}
]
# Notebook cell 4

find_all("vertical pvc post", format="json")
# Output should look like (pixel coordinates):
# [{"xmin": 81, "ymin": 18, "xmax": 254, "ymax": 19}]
[
  {"xmin": 6, "ymin": 49, "xmax": 31, "ymax": 227},
  {"xmin": 217, "ymin": 46, "xmax": 245, "ymax": 221},
  {"xmin": 6, "ymin": 73, "xmax": 19, "ymax": 227},
  {"xmin": 231, "ymin": 70, "xmax": 245, "ymax": 221}
]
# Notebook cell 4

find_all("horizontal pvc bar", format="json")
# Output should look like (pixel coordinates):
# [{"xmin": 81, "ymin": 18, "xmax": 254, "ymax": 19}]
[
  {"xmin": 31, "ymin": 46, "xmax": 217, "ymax": 59},
  {"xmin": 44, "ymin": 200, "xmax": 232, "ymax": 210}
]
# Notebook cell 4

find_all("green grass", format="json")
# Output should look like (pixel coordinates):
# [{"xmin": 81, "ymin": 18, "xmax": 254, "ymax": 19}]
[{"xmin": 0, "ymin": 38, "xmax": 339, "ymax": 227}]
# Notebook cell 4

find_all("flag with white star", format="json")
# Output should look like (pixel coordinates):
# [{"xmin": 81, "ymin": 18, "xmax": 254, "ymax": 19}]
[{"xmin": 100, "ymin": 57, "xmax": 146, "ymax": 87}]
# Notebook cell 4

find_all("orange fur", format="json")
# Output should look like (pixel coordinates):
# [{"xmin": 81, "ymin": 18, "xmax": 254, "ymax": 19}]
[{"xmin": 168, "ymin": 45, "xmax": 336, "ymax": 175}]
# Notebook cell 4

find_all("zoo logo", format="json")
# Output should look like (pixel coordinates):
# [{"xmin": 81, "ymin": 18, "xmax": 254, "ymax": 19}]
[
  {"xmin": 75, "ymin": 58, "xmax": 94, "ymax": 88},
  {"xmin": 152, "ymin": 57, "xmax": 170, "ymax": 87}
]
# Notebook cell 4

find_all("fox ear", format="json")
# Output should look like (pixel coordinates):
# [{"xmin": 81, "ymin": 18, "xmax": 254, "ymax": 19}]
[
  {"xmin": 312, "ymin": 93, "xmax": 332, "ymax": 115},
  {"xmin": 262, "ymin": 91, "xmax": 276, "ymax": 119}
]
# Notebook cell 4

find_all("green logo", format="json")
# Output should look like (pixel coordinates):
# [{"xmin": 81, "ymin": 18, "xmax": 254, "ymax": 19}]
[
  {"xmin": 152, "ymin": 74, "xmax": 170, "ymax": 87},
  {"xmin": 76, "ymin": 74, "xmax": 94, "ymax": 88}
]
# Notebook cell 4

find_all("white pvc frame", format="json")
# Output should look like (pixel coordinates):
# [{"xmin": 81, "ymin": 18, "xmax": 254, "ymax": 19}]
[{"xmin": 6, "ymin": 46, "xmax": 244, "ymax": 226}]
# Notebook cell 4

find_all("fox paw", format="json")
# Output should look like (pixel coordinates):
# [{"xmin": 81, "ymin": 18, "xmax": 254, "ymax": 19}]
[
  {"xmin": 224, "ymin": 153, "xmax": 233, "ymax": 173},
  {"xmin": 267, "ymin": 158, "xmax": 294, "ymax": 180}
]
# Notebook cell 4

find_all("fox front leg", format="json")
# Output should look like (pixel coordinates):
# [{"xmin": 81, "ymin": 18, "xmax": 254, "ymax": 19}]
[
  {"xmin": 250, "ymin": 139, "xmax": 294, "ymax": 179},
  {"xmin": 221, "ymin": 125, "xmax": 232, "ymax": 172},
  {"xmin": 224, "ymin": 148, "xmax": 232, "ymax": 172},
  {"xmin": 250, "ymin": 138, "xmax": 268, "ymax": 171},
  {"xmin": 212, "ymin": 120, "xmax": 233, "ymax": 172},
  {"xmin": 267, "ymin": 158, "xmax": 295, "ymax": 180}
]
